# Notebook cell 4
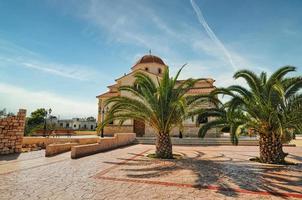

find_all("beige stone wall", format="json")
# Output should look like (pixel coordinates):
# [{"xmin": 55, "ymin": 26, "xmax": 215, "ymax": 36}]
[
  {"xmin": 131, "ymin": 63, "xmax": 167, "ymax": 76},
  {"xmin": 22, "ymin": 137, "xmax": 100, "ymax": 147},
  {"xmin": 0, "ymin": 109, "xmax": 26, "ymax": 155},
  {"xmin": 71, "ymin": 133, "xmax": 136, "ymax": 159},
  {"xmin": 144, "ymin": 124, "xmax": 219, "ymax": 138},
  {"xmin": 104, "ymin": 125, "xmax": 133, "ymax": 136},
  {"xmin": 45, "ymin": 143, "xmax": 78, "ymax": 157}
]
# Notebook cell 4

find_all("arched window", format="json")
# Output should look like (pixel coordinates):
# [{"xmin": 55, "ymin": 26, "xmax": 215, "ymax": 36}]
[{"xmin": 158, "ymin": 68, "xmax": 162, "ymax": 74}]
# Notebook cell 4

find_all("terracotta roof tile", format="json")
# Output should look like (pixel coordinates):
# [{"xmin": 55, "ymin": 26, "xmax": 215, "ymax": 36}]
[{"xmin": 187, "ymin": 88, "xmax": 215, "ymax": 94}]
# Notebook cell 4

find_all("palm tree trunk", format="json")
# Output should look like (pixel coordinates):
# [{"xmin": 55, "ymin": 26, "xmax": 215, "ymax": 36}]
[
  {"xmin": 259, "ymin": 134, "xmax": 287, "ymax": 164},
  {"xmin": 156, "ymin": 133, "xmax": 173, "ymax": 159}
]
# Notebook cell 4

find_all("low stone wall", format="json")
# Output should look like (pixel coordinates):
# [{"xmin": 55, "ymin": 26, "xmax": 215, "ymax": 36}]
[
  {"xmin": 71, "ymin": 133, "xmax": 136, "ymax": 159},
  {"xmin": 74, "ymin": 131, "xmax": 97, "ymax": 135},
  {"xmin": 23, "ymin": 137, "xmax": 100, "ymax": 148},
  {"xmin": 0, "ymin": 109, "xmax": 26, "ymax": 155},
  {"xmin": 45, "ymin": 143, "xmax": 78, "ymax": 157},
  {"xmin": 104, "ymin": 125, "xmax": 133, "ymax": 136},
  {"xmin": 32, "ymin": 129, "xmax": 75, "ymax": 136}
]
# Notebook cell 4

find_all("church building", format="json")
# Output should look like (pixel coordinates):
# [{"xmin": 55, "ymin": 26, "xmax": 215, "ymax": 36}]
[{"xmin": 96, "ymin": 54, "xmax": 218, "ymax": 137}]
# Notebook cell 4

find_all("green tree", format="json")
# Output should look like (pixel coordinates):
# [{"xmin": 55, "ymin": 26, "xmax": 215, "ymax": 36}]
[
  {"xmin": 25, "ymin": 108, "xmax": 47, "ymax": 135},
  {"xmin": 192, "ymin": 97, "xmax": 246, "ymax": 145},
  {"xmin": 101, "ymin": 67, "xmax": 201, "ymax": 159},
  {"xmin": 197, "ymin": 66, "xmax": 302, "ymax": 164}
]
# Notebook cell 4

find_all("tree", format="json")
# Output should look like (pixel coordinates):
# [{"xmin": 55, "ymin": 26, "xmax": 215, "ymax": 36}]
[
  {"xmin": 87, "ymin": 116, "xmax": 96, "ymax": 122},
  {"xmin": 25, "ymin": 108, "xmax": 47, "ymax": 135},
  {"xmin": 101, "ymin": 67, "xmax": 200, "ymax": 159},
  {"xmin": 0, "ymin": 108, "xmax": 14, "ymax": 118},
  {"xmin": 192, "ymin": 97, "xmax": 246, "ymax": 145},
  {"xmin": 198, "ymin": 66, "xmax": 302, "ymax": 164},
  {"xmin": 0, "ymin": 108, "xmax": 7, "ymax": 118}
]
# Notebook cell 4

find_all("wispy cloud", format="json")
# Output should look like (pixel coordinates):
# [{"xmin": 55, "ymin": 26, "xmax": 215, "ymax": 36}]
[
  {"xmin": 21, "ymin": 62, "xmax": 93, "ymax": 81},
  {"xmin": 0, "ymin": 82, "xmax": 96, "ymax": 118},
  {"xmin": 190, "ymin": 0, "xmax": 237, "ymax": 71},
  {"xmin": 52, "ymin": 0, "xmax": 262, "ymax": 84},
  {"xmin": 0, "ymin": 39, "xmax": 102, "ymax": 81}
]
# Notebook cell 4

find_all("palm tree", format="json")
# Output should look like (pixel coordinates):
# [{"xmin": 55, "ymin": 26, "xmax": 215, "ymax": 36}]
[
  {"xmin": 101, "ymin": 67, "xmax": 200, "ymax": 159},
  {"xmin": 193, "ymin": 97, "xmax": 246, "ymax": 145},
  {"xmin": 197, "ymin": 66, "xmax": 302, "ymax": 164}
]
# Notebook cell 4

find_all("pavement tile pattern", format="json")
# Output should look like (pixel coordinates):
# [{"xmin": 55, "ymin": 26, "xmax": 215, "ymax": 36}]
[{"xmin": 0, "ymin": 144, "xmax": 301, "ymax": 200}]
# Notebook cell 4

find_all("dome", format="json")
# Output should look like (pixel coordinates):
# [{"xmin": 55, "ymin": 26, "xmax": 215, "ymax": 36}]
[{"xmin": 133, "ymin": 54, "xmax": 166, "ymax": 67}]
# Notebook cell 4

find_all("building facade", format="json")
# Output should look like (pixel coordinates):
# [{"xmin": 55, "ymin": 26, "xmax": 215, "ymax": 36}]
[
  {"xmin": 97, "ymin": 54, "xmax": 219, "ymax": 137},
  {"xmin": 56, "ymin": 118, "xmax": 97, "ymax": 130}
]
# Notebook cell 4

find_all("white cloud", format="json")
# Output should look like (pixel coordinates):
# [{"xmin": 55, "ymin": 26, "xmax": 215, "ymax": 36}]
[
  {"xmin": 190, "ymin": 0, "xmax": 237, "ymax": 71},
  {"xmin": 0, "ymin": 39, "xmax": 104, "ymax": 82},
  {"xmin": 0, "ymin": 82, "xmax": 97, "ymax": 118},
  {"xmin": 21, "ymin": 62, "xmax": 94, "ymax": 81}
]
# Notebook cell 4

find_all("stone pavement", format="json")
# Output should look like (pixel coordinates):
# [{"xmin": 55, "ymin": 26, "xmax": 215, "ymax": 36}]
[{"xmin": 0, "ymin": 144, "xmax": 301, "ymax": 200}]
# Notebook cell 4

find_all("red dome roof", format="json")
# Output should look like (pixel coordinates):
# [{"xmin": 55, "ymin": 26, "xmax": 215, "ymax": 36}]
[{"xmin": 133, "ymin": 55, "xmax": 166, "ymax": 67}]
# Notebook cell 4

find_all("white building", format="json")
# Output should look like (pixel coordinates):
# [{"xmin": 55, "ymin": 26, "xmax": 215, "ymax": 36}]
[{"xmin": 57, "ymin": 118, "xmax": 97, "ymax": 130}]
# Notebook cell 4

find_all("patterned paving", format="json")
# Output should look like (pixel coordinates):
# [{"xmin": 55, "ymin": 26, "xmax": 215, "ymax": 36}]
[{"xmin": 0, "ymin": 144, "xmax": 301, "ymax": 200}]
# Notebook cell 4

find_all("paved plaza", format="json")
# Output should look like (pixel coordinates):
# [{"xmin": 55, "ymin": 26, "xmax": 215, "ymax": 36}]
[{"xmin": 0, "ymin": 144, "xmax": 301, "ymax": 200}]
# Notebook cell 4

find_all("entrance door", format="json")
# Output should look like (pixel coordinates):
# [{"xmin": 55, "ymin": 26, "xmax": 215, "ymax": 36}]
[{"xmin": 133, "ymin": 120, "xmax": 145, "ymax": 137}]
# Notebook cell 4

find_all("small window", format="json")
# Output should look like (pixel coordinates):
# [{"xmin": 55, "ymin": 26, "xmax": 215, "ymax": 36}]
[
  {"xmin": 84, "ymin": 124, "xmax": 87, "ymax": 129},
  {"xmin": 158, "ymin": 68, "xmax": 162, "ymax": 74},
  {"xmin": 145, "ymin": 67, "xmax": 149, "ymax": 71},
  {"xmin": 91, "ymin": 125, "xmax": 94, "ymax": 130},
  {"xmin": 60, "ymin": 123, "xmax": 63, "ymax": 127},
  {"xmin": 74, "ymin": 124, "xmax": 76, "ymax": 128},
  {"xmin": 66, "ymin": 123, "xmax": 69, "ymax": 128}
]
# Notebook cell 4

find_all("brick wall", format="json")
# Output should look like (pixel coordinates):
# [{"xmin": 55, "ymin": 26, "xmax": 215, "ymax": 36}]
[{"xmin": 0, "ymin": 109, "xmax": 26, "ymax": 154}]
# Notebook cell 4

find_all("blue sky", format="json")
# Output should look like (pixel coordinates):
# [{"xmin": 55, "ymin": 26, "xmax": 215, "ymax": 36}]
[{"xmin": 0, "ymin": 0, "xmax": 301, "ymax": 118}]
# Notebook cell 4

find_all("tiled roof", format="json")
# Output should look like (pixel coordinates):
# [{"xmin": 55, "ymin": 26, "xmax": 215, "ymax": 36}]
[
  {"xmin": 132, "ymin": 54, "xmax": 165, "ymax": 68},
  {"xmin": 187, "ymin": 88, "xmax": 215, "ymax": 94}
]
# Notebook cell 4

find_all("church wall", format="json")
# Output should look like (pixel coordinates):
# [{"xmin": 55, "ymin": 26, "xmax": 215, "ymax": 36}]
[
  {"xmin": 144, "ymin": 124, "xmax": 219, "ymax": 138},
  {"xmin": 132, "ymin": 63, "xmax": 167, "ymax": 75},
  {"xmin": 104, "ymin": 125, "xmax": 133, "ymax": 136}
]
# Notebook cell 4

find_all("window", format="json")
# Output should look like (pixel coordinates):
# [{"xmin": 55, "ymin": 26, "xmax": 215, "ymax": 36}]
[
  {"xmin": 66, "ymin": 123, "xmax": 69, "ymax": 128},
  {"xmin": 91, "ymin": 125, "xmax": 94, "ymax": 130},
  {"xmin": 158, "ymin": 68, "xmax": 162, "ymax": 74},
  {"xmin": 84, "ymin": 124, "xmax": 87, "ymax": 129},
  {"xmin": 60, "ymin": 123, "xmax": 63, "ymax": 127},
  {"xmin": 145, "ymin": 67, "xmax": 149, "ymax": 71},
  {"xmin": 198, "ymin": 116, "xmax": 208, "ymax": 124},
  {"xmin": 74, "ymin": 124, "xmax": 76, "ymax": 128}
]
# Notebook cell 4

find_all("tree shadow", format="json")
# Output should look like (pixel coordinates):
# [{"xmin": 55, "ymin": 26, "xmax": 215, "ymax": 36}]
[
  {"xmin": 112, "ymin": 151, "xmax": 302, "ymax": 198},
  {"xmin": 288, "ymin": 154, "xmax": 302, "ymax": 162},
  {"xmin": 0, "ymin": 153, "xmax": 21, "ymax": 162}
]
